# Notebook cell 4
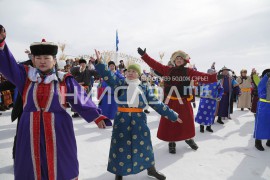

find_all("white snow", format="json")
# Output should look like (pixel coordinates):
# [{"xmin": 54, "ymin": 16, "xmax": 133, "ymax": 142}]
[{"xmin": 0, "ymin": 98, "xmax": 270, "ymax": 180}]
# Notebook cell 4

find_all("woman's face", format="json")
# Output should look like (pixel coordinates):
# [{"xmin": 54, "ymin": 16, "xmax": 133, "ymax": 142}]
[
  {"xmin": 109, "ymin": 64, "xmax": 116, "ymax": 72},
  {"xmin": 174, "ymin": 56, "xmax": 185, "ymax": 66},
  {"xmin": 34, "ymin": 55, "xmax": 56, "ymax": 73},
  {"xmin": 126, "ymin": 69, "xmax": 139, "ymax": 80}
]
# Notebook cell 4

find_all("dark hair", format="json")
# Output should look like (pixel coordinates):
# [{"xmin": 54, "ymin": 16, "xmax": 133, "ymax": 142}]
[{"xmin": 54, "ymin": 62, "xmax": 61, "ymax": 82}]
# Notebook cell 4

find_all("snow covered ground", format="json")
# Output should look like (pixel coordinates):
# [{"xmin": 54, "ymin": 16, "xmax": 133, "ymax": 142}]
[{"xmin": 0, "ymin": 99, "xmax": 270, "ymax": 180}]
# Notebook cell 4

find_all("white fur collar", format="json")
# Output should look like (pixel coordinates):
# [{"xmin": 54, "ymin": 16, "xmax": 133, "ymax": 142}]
[
  {"xmin": 27, "ymin": 66, "xmax": 67, "ymax": 84},
  {"xmin": 125, "ymin": 78, "xmax": 142, "ymax": 107}
]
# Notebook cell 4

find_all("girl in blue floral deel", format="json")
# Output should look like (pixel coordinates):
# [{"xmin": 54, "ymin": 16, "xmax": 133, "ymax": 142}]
[
  {"xmin": 195, "ymin": 67, "xmax": 224, "ymax": 133},
  {"xmin": 93, "ymin": 50, "xmax": 182, "ymax": 180}
]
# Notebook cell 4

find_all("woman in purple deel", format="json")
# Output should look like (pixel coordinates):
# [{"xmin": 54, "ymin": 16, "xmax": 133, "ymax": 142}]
[{"xmin": 0, "ymin": 24, "xmax": 111, "ymax": 180}]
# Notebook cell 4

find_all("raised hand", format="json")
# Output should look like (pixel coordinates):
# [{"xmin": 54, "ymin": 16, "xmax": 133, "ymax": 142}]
[
  {"xmin": 94, "ymin": 49, "xmax": 102, "ymax": 63},
  {"xmin": 0, "ymin": 25, "xmax": 6, "ymax": 43},
  {"xmin": 137, "ymin": 47, "xmax": 146, "ymax": 56}
]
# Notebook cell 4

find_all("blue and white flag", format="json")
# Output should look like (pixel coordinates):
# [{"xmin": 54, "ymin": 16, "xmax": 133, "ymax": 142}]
[{"xmin": 116, "ymin": 30, "xmax": 119, "ymax": 52}]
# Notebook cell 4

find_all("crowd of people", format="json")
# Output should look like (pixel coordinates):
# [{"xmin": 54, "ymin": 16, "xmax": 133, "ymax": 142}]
[{"xmin": 1, "ymin": 24, "xmax": 270, "ymax": 180}]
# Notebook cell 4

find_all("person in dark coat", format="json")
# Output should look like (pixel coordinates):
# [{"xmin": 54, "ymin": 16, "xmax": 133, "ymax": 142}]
[
  {"xmin": 216, "ymin": 66, "xmax": 241, "ymax": 124},
  {"xmin": 70, "ymin": 58, "xmax": 99, "ymax": 117}
]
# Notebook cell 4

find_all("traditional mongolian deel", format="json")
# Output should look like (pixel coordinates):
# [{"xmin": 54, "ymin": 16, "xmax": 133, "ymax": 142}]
[
  {"xmin": 0, "ymin": 43, "xmax": 110, "ymax": 180},
  {"xmin": 254, "ymin": 74, "xmax": 270, "ymax": 139},
  {"xmin": 141, "ymin": 54, "xmax": 217, "ymax": 142},
  {"xmin": 95, "ymin": 63, "xmax": 179, "ymax": 176},
  {"xmin": 236, "ymin": 76, "xmax": 252, "ymax": 109},
  {"xmin": 195, "ymin": 82, "xmax": 224, "ymax": 126}
]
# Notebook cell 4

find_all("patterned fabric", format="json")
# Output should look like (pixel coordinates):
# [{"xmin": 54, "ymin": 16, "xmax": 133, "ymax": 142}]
[
  {"xmin": 95, "ymin": 63, "xmax": 178, "ymax": 176},
  {"xmin": 195, "ymin": 82, "xmax": 224, "ymax": 126}
]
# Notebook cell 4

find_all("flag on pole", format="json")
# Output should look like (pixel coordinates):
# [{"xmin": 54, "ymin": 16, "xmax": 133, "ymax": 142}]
[{"xmin": 116, "ymin": 30, "xmax": 119, "ymax": 52}]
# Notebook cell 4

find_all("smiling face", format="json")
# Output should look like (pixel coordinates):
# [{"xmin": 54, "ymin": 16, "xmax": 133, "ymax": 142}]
[
  {"xmin": 174, "ymin": 56, "xmax": 186, "ymax": 66},
  {"xmin": 33, "ymin": 55, "xmax": 56, "ymax": 73},
  {"xmin": 126, "ymin": 69, "xmax": 139, "ymax": 80}
]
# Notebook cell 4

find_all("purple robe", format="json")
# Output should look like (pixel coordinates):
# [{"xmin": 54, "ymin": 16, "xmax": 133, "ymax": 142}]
[{"xmin": 0, "ymin": 43, "xmax": 110, "ymax": 180}]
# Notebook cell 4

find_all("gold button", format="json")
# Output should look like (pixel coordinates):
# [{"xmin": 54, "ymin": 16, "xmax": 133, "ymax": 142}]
[
  {"xmin": 119, "ymin": 148, "xmax": 124, "ymax": 152},
  {"xmin": 127, "ymin": 141, "xmax": 131, "ymax": 145}
]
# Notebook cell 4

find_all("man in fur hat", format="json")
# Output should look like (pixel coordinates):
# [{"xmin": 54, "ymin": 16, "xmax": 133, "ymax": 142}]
[{"xmin": 216, "ymin": 66, "xmax": 241, "ymax": 124}]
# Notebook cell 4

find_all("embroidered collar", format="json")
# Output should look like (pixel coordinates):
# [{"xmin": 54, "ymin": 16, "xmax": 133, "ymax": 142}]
[{"xmin": 28, "ymin": 66, "xmax": 58, "ymax": 84}]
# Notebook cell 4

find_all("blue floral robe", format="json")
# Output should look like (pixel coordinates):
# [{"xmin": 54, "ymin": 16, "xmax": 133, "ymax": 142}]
[
  {"xmin": 195, "ymin": 82, "xmax": 224, "ymax": 126},
  {"xmin": 95, "ymin": 63, "xmax": 179, "ymax": 176}
]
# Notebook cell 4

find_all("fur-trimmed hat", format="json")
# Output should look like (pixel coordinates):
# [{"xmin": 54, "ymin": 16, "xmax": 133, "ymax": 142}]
[
  {"xmin": 262, "ymin": 69, "xmax": 270, "ymax": 77},
  {"xmin": 127, "ymin": 64, "xmax": 141, "ymax": 75},
  {"xmin": 240, "ymin": 69, "xmax": 247, "ymax": 73},
  {"xmin": 30, "ymin": 39, "xmax": 58, "ymax": 56},
  {"xmin": 221, "ymin": 66, "xmax": 230, "ymax": 71},
  {"xmin": 170, "ymin": 50, "xmax": 190, "ymax": 65},
  {"xmin": 167, "ymin": 60, "xmax": 174, "ymax": 67},
  {"xmin": 79, "ymin": 58, "xmax": 87, "ymax": 64}
]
